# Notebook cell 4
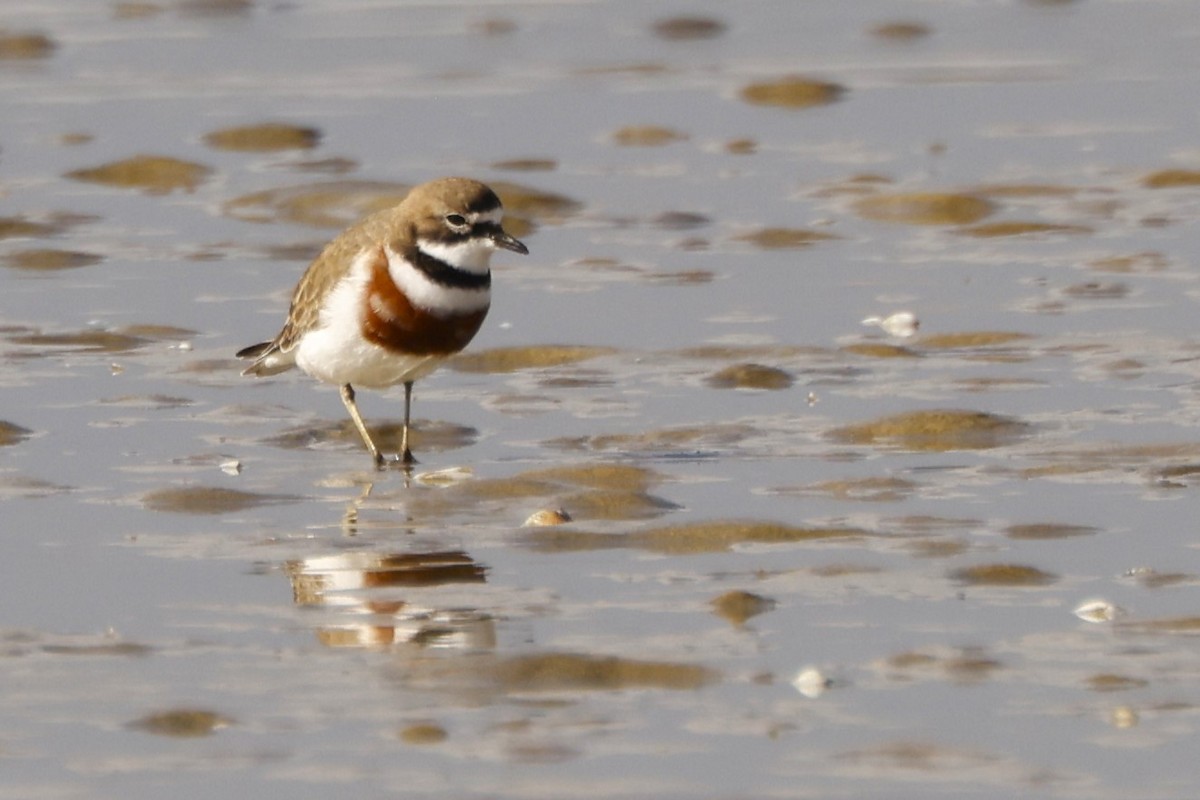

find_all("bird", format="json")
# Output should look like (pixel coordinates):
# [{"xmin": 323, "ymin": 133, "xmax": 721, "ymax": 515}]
[{"xmin": 237, "ymin": 177, "xmax": 528, "ymax": 468}]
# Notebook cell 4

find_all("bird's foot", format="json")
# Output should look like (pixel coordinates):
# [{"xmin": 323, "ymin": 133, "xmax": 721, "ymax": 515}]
[{"xmin": 372, "ymin": 452, "xmax": 416, "ymax": 471}]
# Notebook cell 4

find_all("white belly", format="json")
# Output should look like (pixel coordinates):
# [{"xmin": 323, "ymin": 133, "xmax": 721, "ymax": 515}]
[{"xmin": 293, "ymin": 270, "xmax": 445, "ymax": 389}]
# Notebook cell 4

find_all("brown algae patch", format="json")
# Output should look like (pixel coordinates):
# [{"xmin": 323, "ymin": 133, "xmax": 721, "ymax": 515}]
[
  {"xmin": 42, "ymin": 640, "xmax": 152, "ymax": 657},
  {"xmin": 450, "ymin": 345, "xmax": 615, "ymax": 374},
  {"xmin": 557, "ymin": 490, "xmax": 679, "ymax": 522},
  {"xmin": 1142, "ymin": 169, "xmax": 1200, "ymax": 189},
  {"xmin": 883, "ymin": 648, "xmax": 1003, "ymax": 684},
  {"xmin": 782, "ymin": 476, "xmax": 919, "ymax": 503},
  {"xmin": 491, "ymin": 158, "xmax": 557, "ymax": 172},
  {"xmin": 9, "ymin": 329, "xmax": 151, "ymax": 353},
  {"xmin": 0, "ymin": 30, "xmax": 56, "ymax": 59},
  {"xmin": 119, "ymin": 323, "xmax": 196, "ymax": 341},
  {"xmin": 611, "ymin": 125, "xmax": 689, "ymax": 146},
  {"xmin": 1128, "ymin": 570, "xmax": 1194, "ymax": 589},
  {"xmin": 267, "ymin": 418, "xmax": 475, "ymax": 456},
  {"xmin": 141, "ymin": 486, "xmax": 298, "ymax": 514},
  {"xmin": 421, "ymin": 463, "xmax": 675, "ymax": 523},
  {"xmin": 223, "ymin": 180, "xmax": 411, "ymax": 227},
  {"xmin": 490, "ymin": 181, "xmax": 583, "ymax": 222},
  {"xmin": 398, "ymin": 722, "xmax": 448, "ymax": 745},
  {"xmin": 225, "ymin": 179, "xmax": 579, "ymax": 232},
  {"xmin": 3, "ymin": 249, "xmax": 102, "ymax": 271},
  {"xmin": 1005, "ymin": 523, "xmax": 1098, "ymax": 540},
  {"xmin": 203, "ymin": 122, "xmax": 321, "ymax": 152},
  {"xmin": 1087, "ymin": 252, "xmax": 1168, "ymax": 274},
  {"xmin": 949, "ymin": 563, "xmax": 1058, "ymax": 587},
  {"xmin": 733, "ymin": 227, "xmax": 838, "ymax": 249},
  {"xmin": 526, "ymin": 519, "xmax": 866, "ymax": 555},
  {"xmin": 957, "ymin": 221, "xmax": 1092, "ymax": 238},
  {"xmin": 113, "ymin": 3, "xmax": 164, "ymax": 20},
  {"xmin": 917, "ymin": 331, "xmax": 1032, "ymax": 349},
  {"xmin": 128, "ymin": 709, "xmax": 232, "ymax": 738},
  {"xmin": 8, "ymin": 324, "xmax": 194, "ymax": 354},
  {"xmin": 711, "ymin": 590, "xmax": 775, "ymax": 625},
  {"xmin": 66, "ymin": 155, "xmax": 212, "ymax": 193},
  {"xmin": 829, "ymin": 409, "xmax": 1029, "ymax": 452},
  {"xmin": 1122, "ymin": 616, "xmax": 1200, "ymax": 634},
  {"xmin": 725, "ymin": 138, "xmax": 757, "ymax": 155},
  {"xmin": 549, "ymin": 422, "xmax": 757, "ymax": 454},
  {"xmin": 652, "ymin": 16, "xmax": 726, "ymax": 40},
  {"xmin": 518, "ymin": 463, "xmax": 664, "ymax": 493},
  {"xmin": 706, "ymin": 363, "xmax": 793, "ymax": 390},
  {"xmin": 853, "ymin": 193, "xmax": 994, "ymax": 225},
  {"xmin": 675, "ymin": 344, "xmax": 825, "ymax": 361},
  {"xmin": 869, "ymin": 21, "xmax": 931, "ymax": 40},
  {"xmin": 1085, "ymin": 674, "xmax": 1148, "ymax": 692},
  {"xmin": 1061, "ymin": 281, "xmax": 1129, "ymax": 299},
  {"xmin": 0, "ymin": 217, "xmax": 59, "ymax": 239},
  {"xmin": 974, "ymin": 183, "xmax": 1080, "ymax": 199},
  {"xmin": 493, "ymin": 652, "xmax": 715, "ymax": 692},
  {"xmin": 0, "ymin": 421, "xmax": 33, "ymax": 447},
  {"xmin": 740, "ymin": 75, "xmax": 845, "ymax": 109},
  {"xmin": 840, "ymin": 342, "xmax": 920, "ymax": 359}
]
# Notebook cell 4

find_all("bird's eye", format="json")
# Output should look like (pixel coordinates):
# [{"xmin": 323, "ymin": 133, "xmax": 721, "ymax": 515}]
[{"xmin": 445, "ymin": 213, "xmax": 468, "ymax": 229}]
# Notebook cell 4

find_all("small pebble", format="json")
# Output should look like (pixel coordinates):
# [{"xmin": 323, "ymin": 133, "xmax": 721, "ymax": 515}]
[
  {"xmin": 1073, "ymin": 598, "xmax": 1120, "ymax": 623},
  {"xmin": 523, "ymin": 508, "xmax": 572, "ymax": 527},
  {"xmin": 862, "ymin": 311, "xmax": 919, "ymax": 338},
  {"xmin": 791, "ymin": 666, "xmax": 831, "ymax": 698}
]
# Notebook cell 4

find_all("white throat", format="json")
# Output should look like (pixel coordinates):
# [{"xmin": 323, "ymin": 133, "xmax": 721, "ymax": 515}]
[
  {"xmin": 381, "ymin": 245, "xmax": 490, "ymax": 314},
  {"xmin": 418, "ymin": 238, "xmax": 495, "ymax": 275}
]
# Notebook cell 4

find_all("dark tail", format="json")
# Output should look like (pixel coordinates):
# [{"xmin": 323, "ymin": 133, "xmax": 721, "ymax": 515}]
[{"xmin": 236, "ymin": 341, "xmax": 273, "ymax": 360}]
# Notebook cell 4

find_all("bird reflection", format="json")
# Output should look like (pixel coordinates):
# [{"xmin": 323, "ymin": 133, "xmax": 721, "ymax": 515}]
[{"xmin": 284, "ymin": 550, "xmax": 494, "ymax": 650}]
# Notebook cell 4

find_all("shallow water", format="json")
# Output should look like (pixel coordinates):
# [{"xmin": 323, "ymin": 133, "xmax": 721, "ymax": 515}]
[{"xmin": 3, "ymin": 1, "xmax": 1200, "ymax": 797}]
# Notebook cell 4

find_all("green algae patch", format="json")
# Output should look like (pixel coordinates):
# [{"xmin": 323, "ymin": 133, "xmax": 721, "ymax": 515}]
[
  {"xmin": 706, "ymin": 363, "xmax": 794, "ymax": 390},
  {"xmin": 740, "ymin": 76, "xmax": 845, "ymax": 109},
  {"xmin": 450, "ymin": 345, "xmax": 615, "ymax": 373},
  {"xmin": 128, "ymin": 709, "xmax": 232, "ymax": 738},
  {"xmin": 549, "ymin": 422, "xmax": 757, "ymax": 454},
  {"xmin": 0, "ymin": 421, "xmax": 33, "ymax": 447},
  {"xmin": 841, "ymin": 342, "xmax": 920, "ymax": 359},
  {"xmin": 917, "ymin": 331, "xmax": 1033, "ymax": 349},
  {"xmin": 611, "ymin": 125, "xmax": 689, "ymax": 146},
  {"xmin": 869, "ymin": 21, "xmax": 931, "ymax": 40},
  {"xmin": 957, "ymin": 221, "xmax": 1092, "ymax": 238},
  {"xmin": 398, "ymin": 722, "xmax": 448, "ymax": 745},
  {"xmin": 526, "ymin": 519, "xmax": 866, "ymax": 554},
  {"xmin": 734, "ymin": 227, "xmax": 838, "ymax": 249},
  {"xmin": 829, "ymin": 409, "xmax": 1029, "ymax": 451},
  {"xmin": 854, "ymin": 192, "xmax": 994, "ymax": 225},
  {"xmin": 1142, "ymin": 169, "xmax": 1200, "ymax": 188},
  {"xmin": 1005, "ymin": 523, "xmax": 1098, "ymax": 540},
  {"xmin": 66, "ymin": 155, "xmax": 212, "ymax": 194},
  {"xmin": 141, "ymin": 486, "xmax": 298, "ymax": 514},
  {"xmin": 0, "ymin": 30, "xmax": 55, "ymax": 59},
  {"xmin": 203, "ymin": 122, "xmax": 321, "ymax": 152},
  {"xmin": 494, "ymin": 652, "xmax": 716, "ymax": 692},
  {"xmin": 949, "ymin": 563, "xmax": 1058, "ymax": 587},
  {"xmin": 652, "ymin": 16, "xmax": 726, "ymax": 40},
  {"xmin": 3, "ymin": 249, "xmax": 102, "ymax": 271},
  {"xmin": 711, "ymin": 590, "xmax": 776, "ymax": 625}
]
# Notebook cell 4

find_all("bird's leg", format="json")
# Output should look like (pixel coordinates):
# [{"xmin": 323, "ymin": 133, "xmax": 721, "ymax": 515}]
[
  {"xmin": 340, "ymin": 383, "xmax": 386, "ymax": 468},
  {"xmin": 399, "ymin": 380, "xmax": 417, "ymax": 465}
]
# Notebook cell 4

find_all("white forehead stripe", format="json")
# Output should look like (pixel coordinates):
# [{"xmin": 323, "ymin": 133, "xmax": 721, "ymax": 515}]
[{"xmin": 472, "ymin": 207, "xmax": 504, "ymax": 225}]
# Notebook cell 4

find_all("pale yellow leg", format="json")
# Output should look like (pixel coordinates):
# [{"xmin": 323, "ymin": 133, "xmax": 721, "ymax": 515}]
[{"xmin": 339, "ymin": 383, "xmax": 385, "ymax": 468}]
